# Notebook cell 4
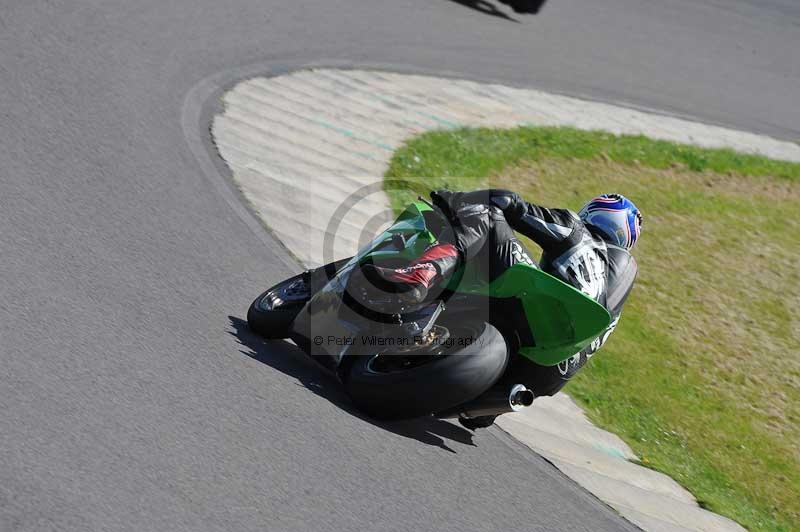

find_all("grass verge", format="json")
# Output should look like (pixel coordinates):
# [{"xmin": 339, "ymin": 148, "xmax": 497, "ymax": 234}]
[{"xmin": 385, "ymin": 126, "xmax": 800, "ymax": 532}]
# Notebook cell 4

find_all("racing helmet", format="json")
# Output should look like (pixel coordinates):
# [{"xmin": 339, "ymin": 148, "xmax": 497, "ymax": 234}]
[{"xmin": 578, "ymin": 194, "xmax": 643, "ymax": 250}]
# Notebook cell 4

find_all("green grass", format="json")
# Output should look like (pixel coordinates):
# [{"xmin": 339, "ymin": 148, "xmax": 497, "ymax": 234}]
[{"xmin": 384, "ymin": 126, "xmax": 800, "ymax": 532}]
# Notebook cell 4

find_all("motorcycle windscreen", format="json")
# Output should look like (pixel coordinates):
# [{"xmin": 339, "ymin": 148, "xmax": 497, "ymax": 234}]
[{"xmin": 488, "ymin": 264, "xmax": 612, "ymax": 366}]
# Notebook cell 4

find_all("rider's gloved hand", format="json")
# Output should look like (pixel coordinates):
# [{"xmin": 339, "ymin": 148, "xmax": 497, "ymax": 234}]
[{"xmin": 430, "ymin": 189, "xmax": 456, "ymax": 221}]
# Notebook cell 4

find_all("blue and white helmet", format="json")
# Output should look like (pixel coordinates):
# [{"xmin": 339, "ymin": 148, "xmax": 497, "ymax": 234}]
[{"xmin": 578, "ymin": 194, "xmax": 643, "ymax": 250}]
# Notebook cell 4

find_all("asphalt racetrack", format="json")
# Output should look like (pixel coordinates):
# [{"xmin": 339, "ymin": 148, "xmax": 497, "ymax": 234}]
[{"xmin": 1, "ymin": 1, "xmax": 797, "ymax": 530}]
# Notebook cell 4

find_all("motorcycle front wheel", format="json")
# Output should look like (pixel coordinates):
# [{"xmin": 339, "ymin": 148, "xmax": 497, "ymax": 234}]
[
  {"xmin": 344, "ymin": 317, "xmax": 509, "ymax": 420},
  {"xmin": 247, "ymin": 273, "xmax": 310, "ymax": 339}
]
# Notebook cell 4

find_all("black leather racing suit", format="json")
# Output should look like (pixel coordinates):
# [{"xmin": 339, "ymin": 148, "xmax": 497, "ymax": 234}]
[{"xmin": 431, "ymin": 189, "xmax": 638, "ymax": 397}]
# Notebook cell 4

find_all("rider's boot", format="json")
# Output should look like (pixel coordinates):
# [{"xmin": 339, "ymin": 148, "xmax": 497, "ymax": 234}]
[{"xmin": 362, "ymin": 243, "xmax": 459, "ymax": 306}]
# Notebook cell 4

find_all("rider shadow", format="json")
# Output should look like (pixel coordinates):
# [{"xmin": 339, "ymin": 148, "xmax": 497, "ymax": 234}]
[{"xmin": 227, "ymin": 316, "xmax": 476, "ymax": 453}]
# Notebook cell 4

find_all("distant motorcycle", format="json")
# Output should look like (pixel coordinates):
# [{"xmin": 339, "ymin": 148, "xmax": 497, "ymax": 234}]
[
  {"xmin": 248, "ymin": 199, "xmax": 610, "ymax": 420},
  {"xmin": 503, "ymin": 0, "xmax": 547, "ymax": 14}
]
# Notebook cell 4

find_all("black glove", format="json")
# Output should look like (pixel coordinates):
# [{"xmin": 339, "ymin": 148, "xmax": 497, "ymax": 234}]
[{"xmin": 429, "ymin": 189, "xmax": 456, "ymax": 221}]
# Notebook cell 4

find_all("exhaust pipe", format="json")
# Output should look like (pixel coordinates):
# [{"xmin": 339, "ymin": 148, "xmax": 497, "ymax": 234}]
[{"xmin": 437, "ymin": 384, "xmax": 534, "ymax": 419}]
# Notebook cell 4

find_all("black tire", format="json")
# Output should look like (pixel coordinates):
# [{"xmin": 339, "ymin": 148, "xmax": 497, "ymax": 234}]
[
  {"xmin": 345, "ymin": 318, "xmax": 509, "ymax": 420},
  {"xmin": 247, "ymin": 273, "xmax": 309, "ymax": 339}
]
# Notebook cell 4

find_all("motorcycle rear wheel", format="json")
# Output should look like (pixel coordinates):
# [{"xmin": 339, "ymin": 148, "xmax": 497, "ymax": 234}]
[{"xmin": 345, "ymin": 318, "xmax": 509, "ymax": 420}]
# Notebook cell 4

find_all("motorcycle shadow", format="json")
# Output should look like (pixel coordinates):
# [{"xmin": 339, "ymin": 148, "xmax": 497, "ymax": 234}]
[
  {"xmin": 445, "ymin": 0, "xmax": 521, "ymax": 22},
  {"xmin": 228, "ymin": 316, "xmax": 476, "ymax": 453}
]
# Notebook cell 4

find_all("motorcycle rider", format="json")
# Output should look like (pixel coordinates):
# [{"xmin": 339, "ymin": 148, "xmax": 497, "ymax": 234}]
[{"xmin": 361, "ymin": 189, "xmax": 642, "ymax": 429}]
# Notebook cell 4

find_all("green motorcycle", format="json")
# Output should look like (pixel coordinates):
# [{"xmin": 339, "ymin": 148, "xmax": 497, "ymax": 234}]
[{"xmin": 248, "ymin": 200, "xmax": 611, "ymax": 420}]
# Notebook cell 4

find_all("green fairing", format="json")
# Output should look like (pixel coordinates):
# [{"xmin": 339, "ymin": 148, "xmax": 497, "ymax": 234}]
[
  {"xmin": 361, "ymin": 201, "xmax": 612, "ymax": 366},
  {"xmin": 482, "ymin": 265, "xmax": 611, "ymax": 365}
]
